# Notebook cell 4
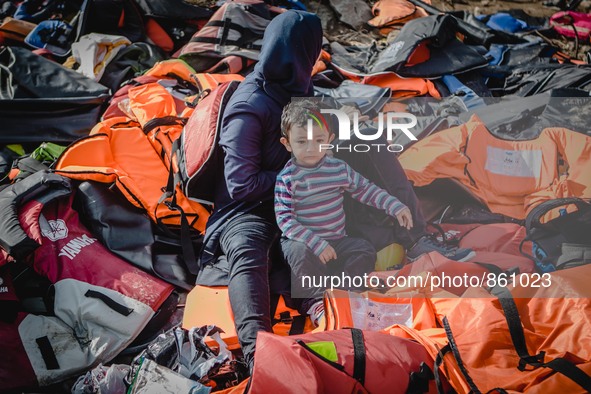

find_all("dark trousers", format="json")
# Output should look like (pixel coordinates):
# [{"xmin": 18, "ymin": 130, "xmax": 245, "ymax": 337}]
[
  {"xmin": 335, "ymin": 136, "xmax": 427, "ymax": 250},
  {"xmin": 218, "ymin": 208, "xmax": 278, "ymax": 366},
  {"xmin": 281, "ymin": 236, "xmax": 377, "ymax": 314}
]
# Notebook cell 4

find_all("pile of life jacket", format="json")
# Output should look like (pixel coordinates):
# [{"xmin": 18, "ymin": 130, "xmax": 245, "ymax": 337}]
[
  {"xmin": 400, "ymin": 115, "xmax": 591, "ymax": 220},
  {"xmin": 0, "ymin": 172, "xmax": 174, "ymax": 390},
  {"xmin": 238, "ymin": 264, "xmax": 591, "ymax": 393},
  {"xmin": 56, "ymin": 61, "xmax": 244, "ymax": 231}
]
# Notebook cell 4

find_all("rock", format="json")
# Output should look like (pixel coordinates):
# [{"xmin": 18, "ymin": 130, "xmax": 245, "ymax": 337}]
[{"xmin": 327, "ymin": 0, "xmax": 373, "ymax": 30}]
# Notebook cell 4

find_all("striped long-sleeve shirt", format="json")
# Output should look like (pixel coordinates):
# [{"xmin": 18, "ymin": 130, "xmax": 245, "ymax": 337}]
[{"xmin": 275, "ymin": 156, "xmax": 407, "ymax": 256}]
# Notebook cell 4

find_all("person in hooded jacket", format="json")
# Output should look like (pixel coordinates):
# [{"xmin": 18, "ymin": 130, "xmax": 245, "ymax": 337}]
[
  {"xmin": 195, "ymin": 10, "xmax": 323, "ymax": 370},
  {"xmin": 195, "ymin": 8, "xmax": 475, "ymax": 370}
]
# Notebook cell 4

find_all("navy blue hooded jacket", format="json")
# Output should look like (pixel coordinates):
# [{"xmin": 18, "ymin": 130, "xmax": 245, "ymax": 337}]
[{"xmin": 197, "ymin": 10, "xmax": 323, "ymax": 284}]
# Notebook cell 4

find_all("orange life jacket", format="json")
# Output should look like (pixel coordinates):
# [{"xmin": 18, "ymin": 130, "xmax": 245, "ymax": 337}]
[
  {"xmin": 0, "ymin": 17, "xmax": 36, "ymax": 43},
  {"xmin": 182, "ymin": 285, "xmax": 315, "ymax": 350},
  {"xmin": 55, "ymin": 88, "xmax": 200, "ymax": 226},
  {"xmin": 385, "ymin": 264, "xmax": 591, "ymax": 394},
  {"xmin": 103, "ymin": 59, "xmax": 244, "ymax": 120},
  {"xmin": 437, "ymin": 264, "xmax": 591, "ymax": 393},
  {"xmin": 368, "ymin": 0, "xmax": 431, "ymax": 35},
  {"xmin": 332, "ymin": 64, "xmax": 441, "ymax": 99},
  {"xmin": 56, "ymin": 63, "xmax": 243, "ymax": 233},
  {"xmin": 400, "ymin": 115, "xmax": 591, "ymax": 219},
  {"xmin": 55, "ymin": 112, "xmax": 210, "ymax": 232}
]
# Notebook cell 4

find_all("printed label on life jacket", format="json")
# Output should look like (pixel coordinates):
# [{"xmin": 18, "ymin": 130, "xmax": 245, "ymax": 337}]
[
  {"xmin": 58, "ymin": 234, "xmax": 98, "ymax": 260},
  {"xmin": 485, "ymin": 147, "xmax": 542, "ymax": 178},
  {"xmin": 40, "ymin": 216, "xmax": 69, "ymax": 241},
  {"xmin": 381, "ymin": 41, "xmax": 405, "ymax": 61},
  {"xmin": 0, "ymin": 274, "xmax": 7, "ymax": 292}
]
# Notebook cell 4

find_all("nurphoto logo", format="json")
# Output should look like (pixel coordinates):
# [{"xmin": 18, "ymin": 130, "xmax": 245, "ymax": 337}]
[{"xmin": 307, "ymin": 109, "xmax": 418, "ymax": 153}]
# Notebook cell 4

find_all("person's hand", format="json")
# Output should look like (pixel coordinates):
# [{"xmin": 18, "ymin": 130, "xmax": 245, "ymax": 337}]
[
  {"xmin": 319, "ymin": 244, "xmax": 337, "ymax": 264},
  {"xmin": 395, "ymin": 207, "xmax": 413, "ymax": 230}
]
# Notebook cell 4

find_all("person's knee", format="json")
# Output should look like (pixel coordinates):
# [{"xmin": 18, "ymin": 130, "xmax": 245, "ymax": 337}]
[
  {"xmin": 281, "ymin": 239, "xmax": 317, "ymax": 265},
  {"xmin": 350, "ymin": 238, "xmax": 378, "ymax": 258},
  {"xmin": 341, "ymin": 238, "xmax": 377, "ymax": 274},
  {"xmin": 223, "ymin": 234, "xmax": 272, "ymax": 271}
]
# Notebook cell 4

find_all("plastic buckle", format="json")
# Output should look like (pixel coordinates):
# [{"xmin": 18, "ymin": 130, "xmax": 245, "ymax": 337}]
[
  {"xmin": 408, "ymin": 362, "xmax": 434, "ymax": 394},
  {"xmin": 278, "ymin": 311, "xmax": 293, "ymax": 324},
  {"xmin": 518, "ymin": 351, "xmax": 546, "ymax": 371}
]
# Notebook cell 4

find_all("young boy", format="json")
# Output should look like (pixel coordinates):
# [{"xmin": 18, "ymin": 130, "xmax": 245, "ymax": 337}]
[{"xmin": 275, "ymin": 101, "xmax": 413, "ymax": 326}]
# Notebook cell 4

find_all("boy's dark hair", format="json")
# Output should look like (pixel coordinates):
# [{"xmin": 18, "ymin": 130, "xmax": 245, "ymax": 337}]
[{"xmin": 281, "ymin": 99, "xmax": 332, "ymax": 139}]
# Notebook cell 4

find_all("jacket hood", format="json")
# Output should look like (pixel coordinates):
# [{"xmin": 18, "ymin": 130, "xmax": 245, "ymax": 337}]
[{"xmin": 253, "ymin": 10, "xmax": 323, "ymax": 104}]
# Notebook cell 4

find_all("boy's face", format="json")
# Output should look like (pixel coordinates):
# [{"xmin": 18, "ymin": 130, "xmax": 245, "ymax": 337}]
[{"xmin": 280, "ymin": 124, "xmax": 334, "ymax": 167}]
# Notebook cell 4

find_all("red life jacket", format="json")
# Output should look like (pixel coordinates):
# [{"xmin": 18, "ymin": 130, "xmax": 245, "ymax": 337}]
[
  {"xmin": 0, "ymin": 172, "xmax": 173, "ymax": 390},
  {"xmin": 249, "ymin": 328, "xmax": 439, "ymax": 393},
  {"xmin": 178, "ymin": 0, "xmax": 283, "ymax": 73}
]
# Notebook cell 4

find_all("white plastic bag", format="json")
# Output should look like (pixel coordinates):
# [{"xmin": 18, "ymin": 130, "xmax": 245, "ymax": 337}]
[{"xmin": 71, "ymin": 364, "xmax": 130, "ymax": 394}]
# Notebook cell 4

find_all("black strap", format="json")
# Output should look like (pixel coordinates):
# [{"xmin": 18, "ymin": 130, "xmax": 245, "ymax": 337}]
[
  {"xmin": 544, "ymin": 358, "xmax": 591, "ymax": 392},
  {"xmin": 176, "ymin": 205, "xmax": 199, "ymax": 274},
  {"xmin": 442, "ymin": 316, "xmax": 482, "ymax": 394},
  {"xmin": 85, "ymin": 289, "xmax": 133, "ymax": 316},
  {"xmin": 471, "ymin": 261, "xmax": 504, "ymax": 276},
  {"xmin": 351, "ymin": 328, "xmax": 366, "ymax": 386},
  {"xmin": 190, "ymin": 18, "xmax": 264, "ymax": 49},
  {"xmin": 461, "ymin": 135, "xmax": 478, "ymax": 187},
  {"xmin": 491, "ymin": 286, "xmax": 591, "ymax": 392},
  {"xmin": 486, "ymin": 388, "xmax": 510, "ymax": 394},
  {"xmin": 288, "ymin": 315, "xmax": 307, "ymax": 336},
  {"xmin": 526, "ymin": 197, "xmax": 589, "ymax": 231},
  {"xmin": 269, "ymin": 293, "xmax": 280, "ymax": 321},
  {"xmin": 157, "ymin": 138, "xmax": 200, "ymax": 275},
  {"xmin": 244, "ymin": 376, "xmax": 253, "ymax": 394},
  {"xmin": 296, "ymin": 329, "xmax": 368, "ymax": 387},
  {"xmin": 220, "ymin": 17, "xmax": 232, "ymax": 46},
  {"xmin": 492, "ymin": 286, "xmax": 546, "ymax": 370},
  {"xmin": 36, "ymin": 336, "xmax": 60, "ymax": 370},
  {"xmin": 142, "ymin": 116, "xmax": 187, "ymax": 135},
  {"xmin": 164, "ymin": 73, "xmax": 200, "ymax": 95},
  {"xmin": 518, "ymin": 237, "xmax": 536, "ymax": 262},
  {"xmin": 278, "ymin": 311, "xmax": 291, "ymax": 323},
  {"xmin": 434, "ymin": 344, "xmax": 451, "ymax": 394},
  {"xmin": 187, "ymin": 88, "xmax": 211, "ymax": 108},
  {"xmin": 205, "ymin": 19, "xmax": 247, "ymax": 34},
  {"xmin": 162, "ymin": 138, "xmax": 180, "ymax": 198},
  {"xmin": 408, "ymin": 362, "xmax": 434, "ymax": 394},
  {"xmin": 190, "ymin": 36, "xmax": 262, "ymax": 50},
  {"xmin": 191, "ymin": 36, "xmax": 227, "ymax": 45},
  {"xmin": 269, "ymin": 294, "xmax": 306, "ymax": 335},
  {"xmin": 190, "ymin": 17, "xmax": 263, "ymax": 51}
]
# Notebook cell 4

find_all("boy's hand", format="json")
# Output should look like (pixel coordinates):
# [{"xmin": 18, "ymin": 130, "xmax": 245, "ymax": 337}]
[
  {"xmin": 319, "ymin": 244, "xmax": 337, "ymax": 264},
  {"xmin": 395, "ymin": 207, "xmax": 413, "ymax": 230}
]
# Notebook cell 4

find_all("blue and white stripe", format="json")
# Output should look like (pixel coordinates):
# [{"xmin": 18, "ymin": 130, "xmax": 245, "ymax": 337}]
[{"xmin": 275, "ymin": 156, "xmax": 406, "ymax": 256}]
